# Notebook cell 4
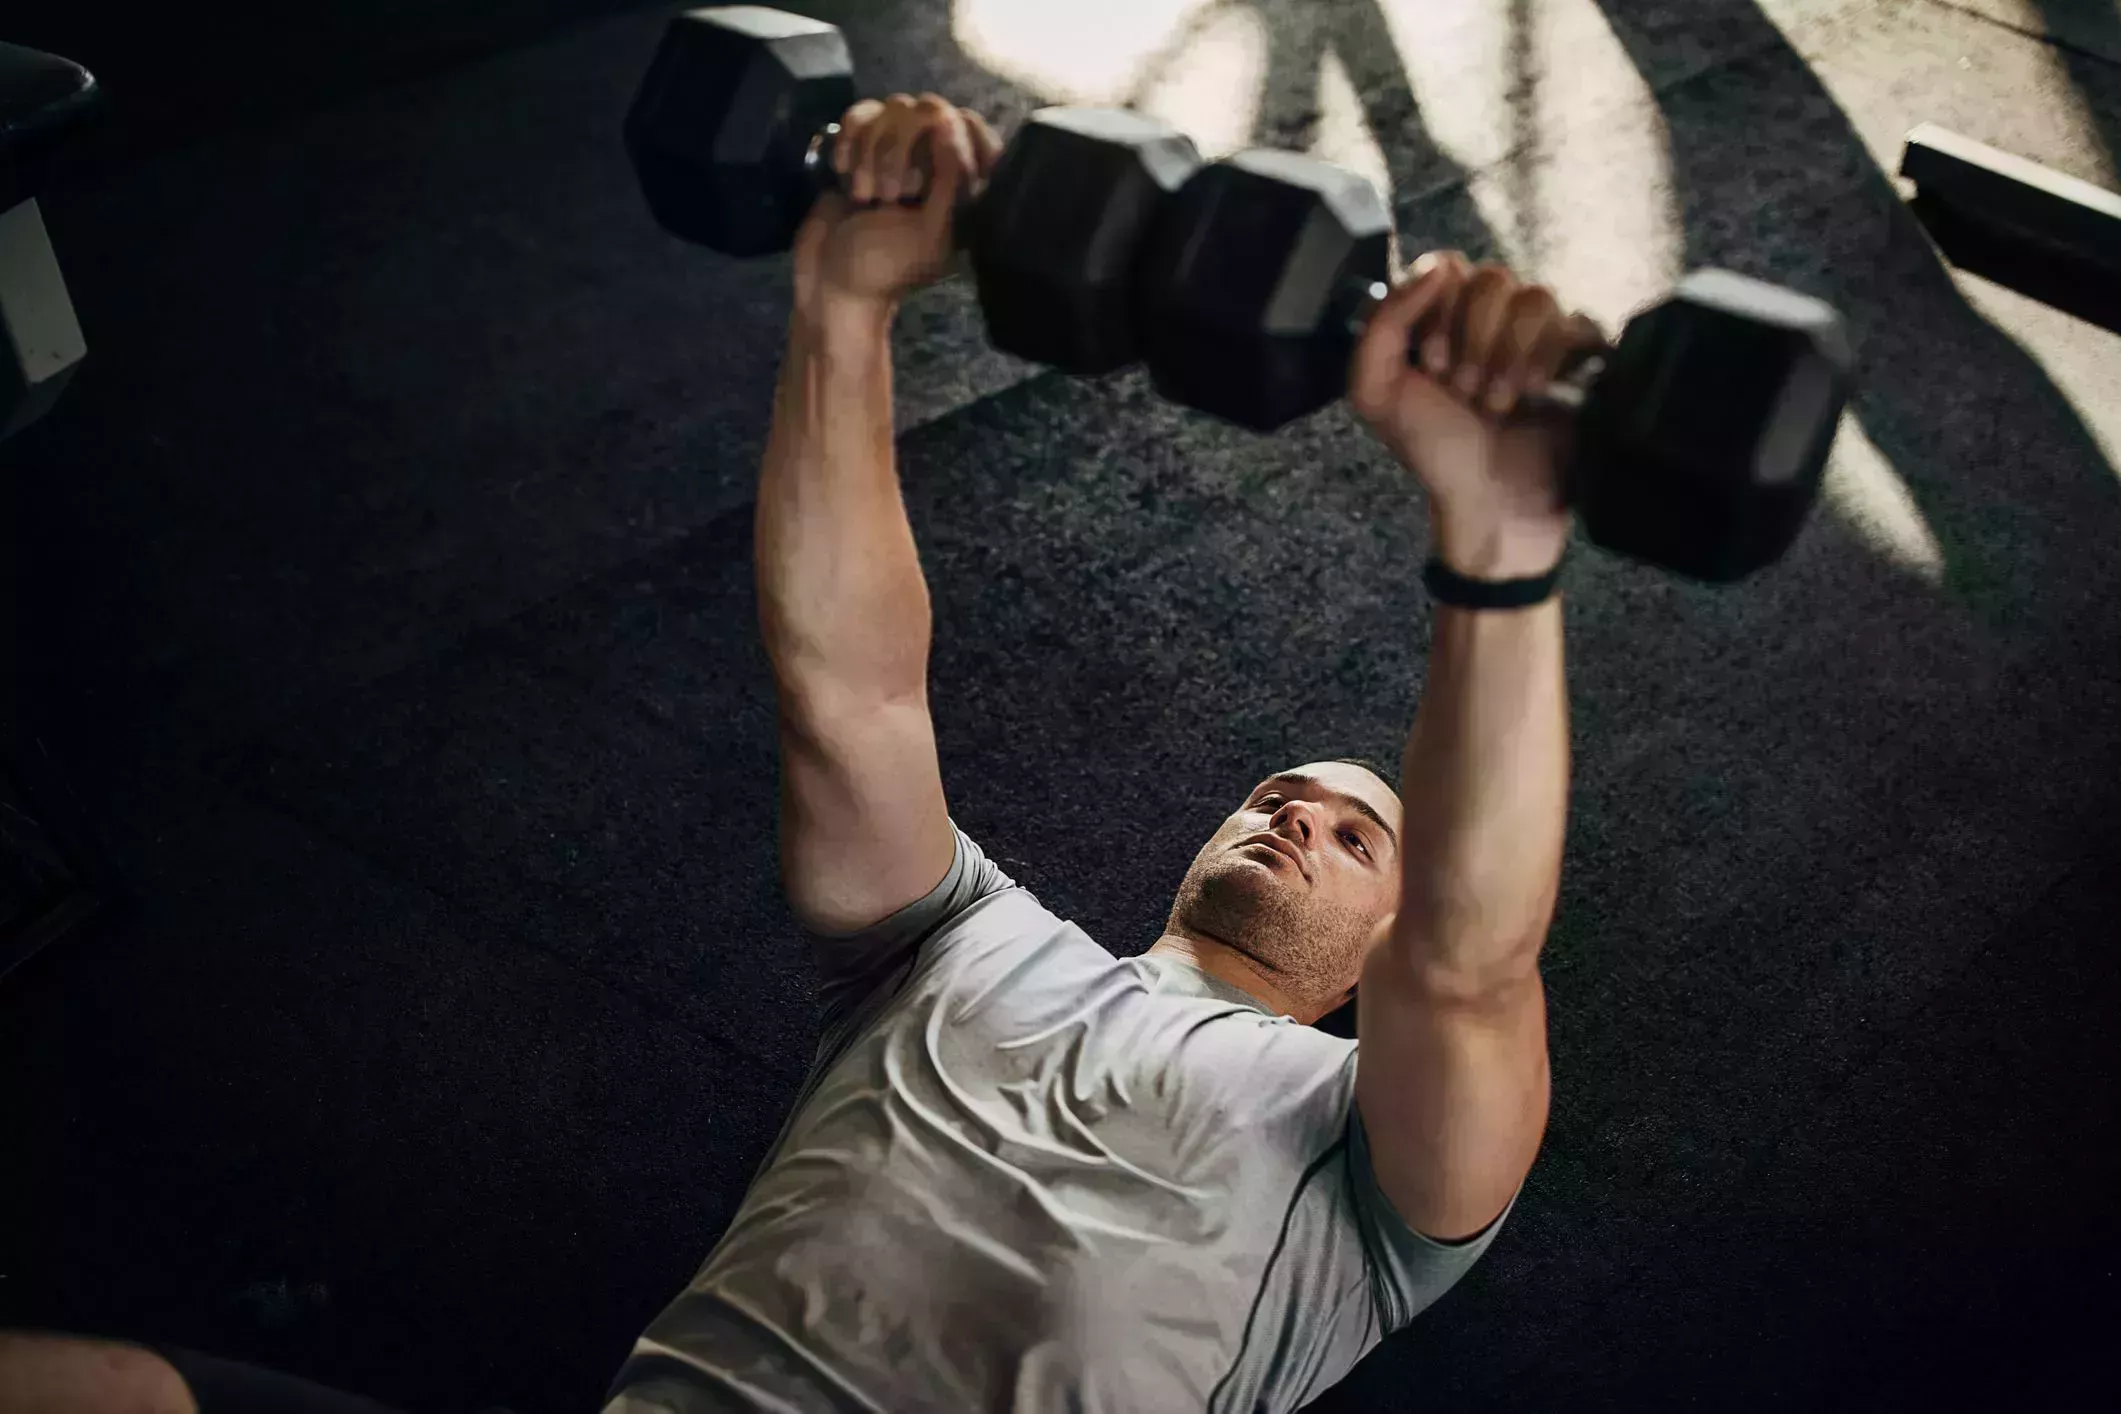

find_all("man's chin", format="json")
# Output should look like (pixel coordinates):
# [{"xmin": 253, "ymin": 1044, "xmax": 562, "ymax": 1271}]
[
  {"xmin": 1223, "ymin": 851, "xmax": 1304, "ymax": 893},
  {"xmin": 1191, "ymin": 865, "xmax": 1287, "ymax": 932},
  {"xmin": 1207, "ymin": 857, "xmax": 1280, "ymax": 894}
]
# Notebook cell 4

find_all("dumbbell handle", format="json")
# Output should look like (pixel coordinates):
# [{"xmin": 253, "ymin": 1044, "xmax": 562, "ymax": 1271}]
[
  {"xmin": 1341, "ymin": 279, "xmax": 1602, "ymax": 416},
  {"xmin": 798, "ymin": 122, "xmax": 854, "ymax": 199}
]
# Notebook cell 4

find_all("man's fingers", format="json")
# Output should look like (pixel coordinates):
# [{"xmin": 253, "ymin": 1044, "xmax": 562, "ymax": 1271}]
[
  {"xmin": 835, "ymin": 98, "xmax": 1000, "ymax": 210},
  {"xmin": 1491, "ymin": 320, "xmax": 1575, "ymax": 422},
  {"xmin": 832, "ymin": 100, "xmax": 884, "ymax": 168},
  {"xmin": 921, "ymin": 113, "xmax": 976, "ymax": 243},
  {"xmin": 1558, "ymin": 311, "xmax": 1610, "ymax": 379},
  {"xmin": 1350, "ymin": 252, "xmax": 1465, "ymax": 416},
  {"xmin": 1486, "ymin": 285, "xmax": 1562, "ymax": 416},
  {"xmin": 1347, "ymin": 250, "xmax": 1602, "ymax": 425},
  {"xmin": 966, "ymin": 109, "xmax": 1004, "ymax": 180},
  {"xmin": 866, "ymin": 94, "xmax": 923, "ymax": 202},
  {"xmin": 1407, "ymin": 251, "xmax": 1474, "ymax": 379},
  {"xmin": 1448, "ymin": 264, "xmax": 1515, "ymax": 403},
  {"xmin": 886, "ymin": 95, "xmax": 955, "ymax": 202},
  {"xmin": 835, "ymin": 99, "xmax": 886, "ymax": 201},
  {"xmin": 1508, "ymin": 313, "xmax": 1608, "ymax": 418}
]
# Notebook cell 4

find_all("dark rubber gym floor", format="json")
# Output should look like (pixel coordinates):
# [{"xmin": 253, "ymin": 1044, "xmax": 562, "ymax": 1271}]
[{"xmin": 4, "ymin": 1, "xmax": 2118, "ymax": 1410}]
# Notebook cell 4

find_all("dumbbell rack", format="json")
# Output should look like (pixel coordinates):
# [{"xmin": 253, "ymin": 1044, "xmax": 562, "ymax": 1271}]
[{"xmin": 1, "ymin": 41, "xmax": 104, "ymax": 984}]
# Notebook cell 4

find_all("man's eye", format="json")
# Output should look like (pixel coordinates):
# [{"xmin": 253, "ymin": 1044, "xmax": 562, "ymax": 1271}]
[
  {"xmin": 1342, "ymin": 831, "xmax": 1369, "ymax": 858},
  {"xmin": 1255, "ymin": 795, "xmax": 1281, "ymax": 810}
]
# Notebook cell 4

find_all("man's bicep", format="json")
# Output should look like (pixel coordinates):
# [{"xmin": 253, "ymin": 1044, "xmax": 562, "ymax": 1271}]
[
  {"xmin": 1353, "ymin": 951, "xmax": 1551, "ymax": 1244},
  {"xmin": 776, "ymin": 691, "xmax": 955, "ymax": 940}
]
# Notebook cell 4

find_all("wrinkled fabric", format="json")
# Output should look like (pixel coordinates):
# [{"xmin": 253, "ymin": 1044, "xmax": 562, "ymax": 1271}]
[{"xmin": 607, "ymin": 824, "xmax": 1514, "ymax": 1414}]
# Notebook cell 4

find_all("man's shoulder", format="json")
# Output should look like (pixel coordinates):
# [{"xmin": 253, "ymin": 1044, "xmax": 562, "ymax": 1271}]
[{"xmin": 907, "ymin": 884, "xmax": 1106, "ymax": 986}]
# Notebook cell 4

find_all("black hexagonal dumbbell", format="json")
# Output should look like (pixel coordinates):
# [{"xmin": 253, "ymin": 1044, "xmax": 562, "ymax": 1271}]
[
  {"xmin": 2, "ymin": 41, "xmax": 101, "ymax": 442},
  {"xmin": 625, "ymin": 5, "xmax": 1203, "ymax": 376},
  {"xmin": 1133, "ymin": 150, "xmax": 1856, "ymax": 583}
]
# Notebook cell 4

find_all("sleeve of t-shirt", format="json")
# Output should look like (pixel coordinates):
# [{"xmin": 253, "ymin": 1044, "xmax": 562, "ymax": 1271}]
[
  {"xmin": 804, "ymin": 820, "xmax": 1017, "ymax": 1060},
  {"xmin": 1339, "ymin": 1093, "xmax": 1522, "ymax": 1336}
]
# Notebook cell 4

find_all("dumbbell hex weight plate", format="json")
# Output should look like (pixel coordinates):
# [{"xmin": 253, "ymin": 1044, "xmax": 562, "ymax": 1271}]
[
  {"xmin": 1135, "ymin": 149, "xmax": 1393, "ymax": 432},
  {"xmin": 971, "ymin": 108, "xmax": 1202, "ymax": 374},
  {"xmin": 626, "ymin": 7, "xmax": 1204, "ymax": 375},
  {"xmin": 1577, "ymin": 270, "xmax": 1851, "ymax": 582},
  {"xmin": 626, "ymin": 6, "xmax": 857, "ymax": 257},
  {"xmin": 1, "ymin": 199, "xmax": 87, "ymax": 439},
  {"xmin": 1137, "ymin": 148, "xmax": 1854, "ymax": 581},
  {"xmin": 1, "ymin": 42, "xmax": 99, "ymax": 440},
  {"xmin": 1339, "ymin": 266, "xmax": 1851, "ymax": 581}
]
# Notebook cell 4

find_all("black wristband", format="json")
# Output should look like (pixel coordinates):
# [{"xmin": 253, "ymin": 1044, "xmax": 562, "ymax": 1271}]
[{"xmin": 1422, "ymin": 551, "xmax": 1567, "ymax": 609}]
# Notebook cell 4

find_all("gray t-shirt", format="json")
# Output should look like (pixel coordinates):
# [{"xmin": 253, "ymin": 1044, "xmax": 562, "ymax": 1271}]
[{"xmin": 606, "ymin": 825, "xmax": 1516, "ymax": 1413}]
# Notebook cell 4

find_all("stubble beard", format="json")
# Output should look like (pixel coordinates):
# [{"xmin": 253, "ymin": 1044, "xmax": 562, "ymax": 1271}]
[{"xmin": 1178, "ymin": 850, "xmax": 1348, "ymax": 1002}]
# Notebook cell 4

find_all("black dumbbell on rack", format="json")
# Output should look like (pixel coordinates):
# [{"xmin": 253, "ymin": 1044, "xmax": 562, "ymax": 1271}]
[
  {"xmin": 1131, "ymin": 150, "xmax": 1856, "ymax": 582},
  {"xmin": 2, "ymin": 41, "xmax": 100, "ymax": 442},
  {"xmin": 624, "ymin": 5, "xmax": 1204, "ymax": 376}
]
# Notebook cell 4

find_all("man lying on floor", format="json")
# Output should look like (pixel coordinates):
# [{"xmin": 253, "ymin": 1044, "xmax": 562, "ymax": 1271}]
[
  {"xmin": 0, "ymin": 95, "xmax": 1587, "ymax": 1414},
  {"xmin": 604, "ymin": 95, "xmax": 1578, "ymax": 1414}
]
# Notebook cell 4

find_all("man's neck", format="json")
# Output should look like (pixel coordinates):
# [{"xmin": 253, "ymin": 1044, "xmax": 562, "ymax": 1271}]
[{"xmin": 1144, "ymin": 931, "xmax": 1304, "ymax": 1019}]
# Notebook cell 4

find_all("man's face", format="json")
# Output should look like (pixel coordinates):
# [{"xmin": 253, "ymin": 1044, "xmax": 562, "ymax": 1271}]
[{"xmin": 1166, "ymin": 761, "xmax": 1404, "ymax": 1022}]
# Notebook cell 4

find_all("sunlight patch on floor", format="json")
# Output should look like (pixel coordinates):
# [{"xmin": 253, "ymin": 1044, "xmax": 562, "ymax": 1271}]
[
  {"xmin": 1130, "ymin": 5, "xmax": 1268, "ymax": 161},
  {"xmin": 1311, "ymin": 47, "xmax": 1391, "ymax": 208},
  {"xmin": 952, "ymin": 0, "xmax": 1223, "ymax": 107},
  {"xmin": 1467, "ymin": 107, "xmax": 1682, "ymax": 329},
  {"xmin": 1821, "ymin": 416, "xmax": 1946, "ymax": 583},
  {"xmin": 1364, "ymin": 1, "xmax": 1660, "ymax": 174}
]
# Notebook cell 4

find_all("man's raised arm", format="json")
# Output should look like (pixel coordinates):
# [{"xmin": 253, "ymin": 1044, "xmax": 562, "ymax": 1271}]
[
  {"xmin": 757, "ymin": 97, "xmax": 1000, "ymax": 939},
  {"xmin": 1347, "ymin": 254, "xmax": 1599, "ymax": 1242}
]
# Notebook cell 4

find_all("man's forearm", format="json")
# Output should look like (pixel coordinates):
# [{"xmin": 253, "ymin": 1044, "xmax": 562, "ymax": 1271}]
[
  {"xmin": 1392, "ymin": 598, "xmax": 1569, "ymax": 989},
  {"xmin": 756, "ymin": 298, "xmax": 934, "ymax": 710}
]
